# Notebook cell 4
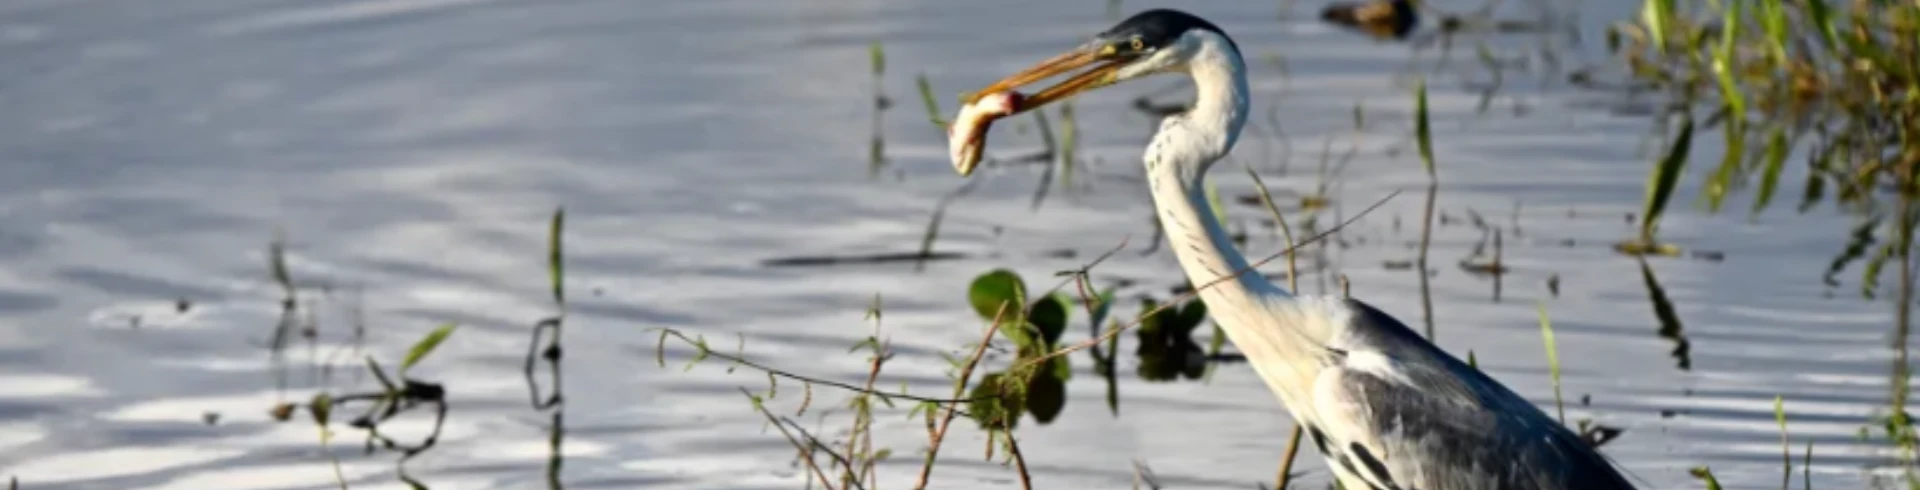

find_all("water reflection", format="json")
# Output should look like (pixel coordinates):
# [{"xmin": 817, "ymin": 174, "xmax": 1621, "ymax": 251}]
[
  {"xmin": 2, "ymin": 0, "xmax": 1915, "ymax": 488},
  {"xmin": 1635, "ymin": 258, "xmax": 1692, "ymax": 371}
]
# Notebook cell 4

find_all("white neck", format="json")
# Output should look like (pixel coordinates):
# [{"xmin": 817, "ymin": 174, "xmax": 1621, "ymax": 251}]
[{"xmin": 1143, "ymin": 31, "xmax": 1285, "ymax": 306}]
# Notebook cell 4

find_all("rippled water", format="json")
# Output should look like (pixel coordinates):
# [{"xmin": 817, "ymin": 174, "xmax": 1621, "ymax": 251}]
[{"xmin": 0, "ymin": 0, "xmax": 1912, "ymax": 489}]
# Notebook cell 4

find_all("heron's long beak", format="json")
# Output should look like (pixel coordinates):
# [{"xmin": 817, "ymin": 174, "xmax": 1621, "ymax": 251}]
[{"xmin": 968, "ymin": 45, "xmax": 1131, "ymax": 114}]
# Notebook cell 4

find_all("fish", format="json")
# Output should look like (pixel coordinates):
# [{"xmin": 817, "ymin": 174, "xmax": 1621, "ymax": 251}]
[{"xmin": 947, "ymin": 91, "xmax": 1024, "ymax": 177}]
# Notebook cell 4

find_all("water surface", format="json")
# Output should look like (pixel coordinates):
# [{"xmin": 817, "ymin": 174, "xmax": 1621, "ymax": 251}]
[{"xmin": 0, "ymin": 0, "xmax": 1909, "ymax": 488}]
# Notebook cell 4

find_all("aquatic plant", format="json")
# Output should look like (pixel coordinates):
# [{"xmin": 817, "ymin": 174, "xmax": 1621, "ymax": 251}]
[{"xmin": 1613, "ymin": 0, "xmax": 1920, "ymax": 479}]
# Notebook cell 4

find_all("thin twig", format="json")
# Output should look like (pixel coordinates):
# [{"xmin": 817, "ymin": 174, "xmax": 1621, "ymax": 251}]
[
  {"xmin": 657, "ymin": 329, "xmax": 971, "ymax": 405},
  {"xmin": 781, "ymin": 419, "xmax": 869, "ymax": 490},
  {"xmin": 913, "ymin": 303, "xmax": 1009, "ymax": 490},
  {"xmin": 742, "ymin": 388, "xmax": 837, "ymax": 490},
  {"xmin": 1004, "ymin": 432, "xmax": 1035, "ymax": 490},
  {"xmin": 1007, "ymin": 190, "xmax": 1399, "ymax": 376},
  {"xmin": 1246, "ymin": 164, "xmax": 1307, "ymax": 490}
]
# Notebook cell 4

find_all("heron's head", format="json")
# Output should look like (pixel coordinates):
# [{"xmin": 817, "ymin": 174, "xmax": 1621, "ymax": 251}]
[{"xmin": 967, "ymin": 9, "xmax": 1235, "ymax": 115}]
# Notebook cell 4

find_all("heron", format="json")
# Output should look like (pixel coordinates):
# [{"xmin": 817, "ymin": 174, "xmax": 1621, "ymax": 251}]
[{"xmin": 952, "ymin": 9, "xmax": 1639, "ymax": 490}]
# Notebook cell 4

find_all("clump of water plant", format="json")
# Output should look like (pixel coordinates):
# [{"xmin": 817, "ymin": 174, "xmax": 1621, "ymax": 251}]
[
  {"xmin": 1609, "ymin": 0, "xmax": 1920, "ymax": 479},
  {"xmin": 269, "ymin": 322, "xmax": 458, "ymax": 489},
  {"xmin": 1607, "ymin": 0, "xmax": 1918, "ymax": 248},
  {"xmin": 964, "ymin": 269, "xmax": 1073, "ymax": 427}
]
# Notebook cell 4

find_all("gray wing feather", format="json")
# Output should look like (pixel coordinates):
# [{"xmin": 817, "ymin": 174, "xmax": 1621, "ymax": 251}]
[{"xmin": 1307, "ymin": 299, "xmax": 1638, "ymax": 490}]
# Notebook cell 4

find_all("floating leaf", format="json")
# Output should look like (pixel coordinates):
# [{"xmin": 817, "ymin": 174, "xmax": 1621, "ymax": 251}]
[{"xmin": 400, "ymin": 323, "xmax": 459, "ymax": 376}]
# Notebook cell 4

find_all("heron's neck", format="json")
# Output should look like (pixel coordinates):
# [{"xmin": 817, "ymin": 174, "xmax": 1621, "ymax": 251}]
[{"xmin": 1144, "ymin": 36, "xmax": 1287, "ymax": 303}]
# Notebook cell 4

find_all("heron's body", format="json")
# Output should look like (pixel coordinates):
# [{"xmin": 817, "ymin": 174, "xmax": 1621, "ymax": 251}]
[{"xmin": 959, "ymin": 9, "xmax": 1638, "ymax": 489}]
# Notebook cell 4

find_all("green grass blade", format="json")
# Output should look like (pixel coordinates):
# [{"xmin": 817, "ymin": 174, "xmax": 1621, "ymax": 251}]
[
  {"xmin": 1752, "ymin": 127, "xmax": 1789, "ymax": 215},
  {"xmin": 401, "ymin": 323, "xmax": 459, "ymax": 376},
  {"xmin": 1641, "ymin": 116, "xmax": 1695, "ymax": 240},
  {"xmin": 1776, "ymin": 395, "xmax": 1791, "ymax": 489},
  {"xmin": 869, "ymin": 41, "xmax": 885, "ymax": 76},
  {"xmin": 1059, "ymin": 103, "xmax": 1077, "ymax": 189},
  {"xmin": 916, "ymin": 74, "xmax": 947, "ymax": 128},
  {"xmin": 1537, "ymin": 302, "xmax": 1564, "ymax": 423},
  {"xmin": 1709, "ymin": 0, "xmax": 1745, "ymax": 121},
  {"xmin": 1414, "ymin": 79, "xmax": 1435, "ymax": 178},
  {"xmin": 1642, "ymin": 0, "xmax": 1676, "ymax": 53},
  {"xmin": 1757, "ymin": 0, "xmax": 1788, "ymax": 64},
  {"xmin": 1804, "ymin": 0, "xmax": 1840, "ymax": 52}
]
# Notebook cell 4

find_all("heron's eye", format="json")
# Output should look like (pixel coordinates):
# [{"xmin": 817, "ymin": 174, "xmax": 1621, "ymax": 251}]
[{"xmin": 1129, "ymin": 37, "xmax": 1145, "ymax": 51}]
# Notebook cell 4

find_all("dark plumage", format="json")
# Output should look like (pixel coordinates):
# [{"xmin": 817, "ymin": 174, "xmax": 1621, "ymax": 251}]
[{"xmin": 1098, "ymin": 8, "xmax": 1239, "ymax": 54}]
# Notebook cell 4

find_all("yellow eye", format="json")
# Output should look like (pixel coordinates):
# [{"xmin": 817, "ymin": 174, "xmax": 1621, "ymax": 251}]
[{"xmin": 1130, "ymin": 38, "xmax": 1145, "ymax": 51}]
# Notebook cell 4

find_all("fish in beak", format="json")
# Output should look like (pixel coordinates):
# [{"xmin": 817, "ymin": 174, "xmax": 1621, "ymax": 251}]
[{"xmin": 948, "ymin": 43, "xmax": 1138, "ymax": 176}]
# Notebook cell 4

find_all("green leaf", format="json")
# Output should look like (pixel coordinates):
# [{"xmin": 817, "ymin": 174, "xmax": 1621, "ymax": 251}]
[
  {"xmin": 1086, "ymin": 287, "xmax": 1117, "ymax": 334},
  {"xmin": 1757, "ymin": 0, "xmax": 1788, "ymax": 64},
  {"xmin": 916, "ymin": 74, "xmax": 947, "ymax": 128},
  {"xmin": 365, "ymin": 356, "xmax": 397, "ymax": 392},
  {"xmin": 1640, "ymin": 115, "xmax": 1694, "ymax": 241},
  {"xmin": 967, "ymin": 372, "xmax": 1024, "ymax": 429},
  {"xmin": 1641, "ymin": 0, "xmax": 1674, "ymax": 54},
  {"xmin": 1538, "ymin": 302, "xmax": 1564, "ymax": 423},
  {"xmin": 1751, "ymin": 127, "xmax": 1789, "ymax": 215},
  {"xmin": 1804, "ymin": 0, "xmax": 1840, "ymax": 52},
  {"xmin": 400, "ymin": 323, "xmax": 458, "ymax": 376},
  {"xmin": 1798, "ymin": 171, "xmax": 1825, "ymax": 213},
  {"xmin": 1025, "ymin": 370, "xmax": 1067, "ymax": 424},
  {"xmin": 309, "ymin": 392, "xmax": 334, "ymax": 426},
  {"xmin": 968, "ymin": 269, "xmax": 1026, "ymax": 320},
  {"xmin": 1026, "ymin": 293, "xmax": 1070, "ymax": 346},
  {"xmin": 1046, "ymin": 350, "xmax": 1072, "ymax": 382},
  {"xmin": 1689, "ymin": 466, "xmax": 1724, "ymax": 490},
  {"xmin": 1413, "ymin": 78, "xmax": 1435, "ymax": 178},
  {"xmin": 1137, "ymin": 297, "xmax": 1164, "ymax": 336},
  {"xmin": 868, "ymin": 40, "xmax": 885, "ymax": 76},
  {"xmin": 968, "ymin": 269, "xmax": 1035, "ymax": 347},
  {"xmin": 1702, "ymin": 118, "xmax": 1743, "ymax": 213}
]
